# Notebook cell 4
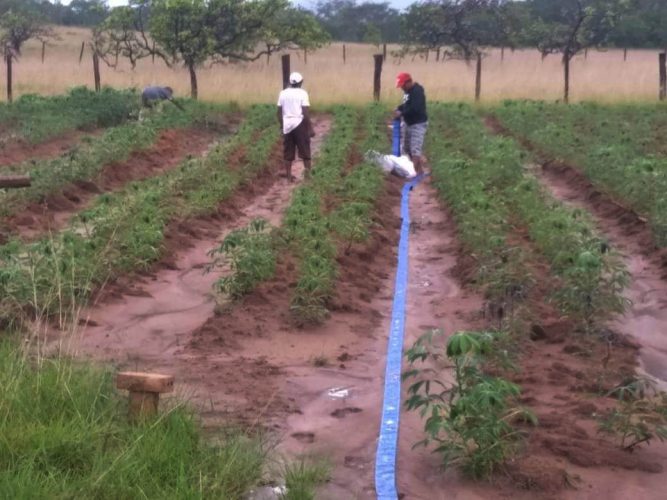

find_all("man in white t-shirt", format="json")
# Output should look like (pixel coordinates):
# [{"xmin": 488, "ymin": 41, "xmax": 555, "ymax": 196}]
[{"xmin": 277, "ymin": 72, "xmax": 315, "ymax": 181}]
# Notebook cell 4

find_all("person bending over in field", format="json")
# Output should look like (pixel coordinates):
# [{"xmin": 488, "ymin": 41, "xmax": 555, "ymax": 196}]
[
  {"xmin": 277, "ymin": 72, "xmax": 315, "ymax": 182},
  {"xmin": 393, "ymin": 72, "xmax": 428, "ymax": 174},
  {"xmin": 141, "ymin": 86, "xmax": 183, "ymax": 110}
]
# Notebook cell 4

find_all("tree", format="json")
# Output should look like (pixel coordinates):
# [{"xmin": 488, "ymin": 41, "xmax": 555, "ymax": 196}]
[
  {"xmin": 524, "ymin": 0, "xmax": 628, "ymax": 102},
  {"xmin": 258, "ymin": 7, "xmax": 330, "ymax": 62},
  {"xmin": 0, "ymin": 7, "xmax": 53, "ymax": 101},
  {"xmin": 315, "ymin": 0, "xmax": 401, "ymax": 43},
  {"xmin": 400, "ymin": 1, "xmax": 506, "ymax": 61}
]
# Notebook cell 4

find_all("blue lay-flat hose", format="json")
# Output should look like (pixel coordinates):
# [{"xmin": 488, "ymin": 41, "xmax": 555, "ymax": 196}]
[
  {"xmin": 392, "ymin": 118, "xmax": 402, "ymax": 157},
  {"xmin": 374, "ymin": 173, "xmax": 426, "ymax": 500}
]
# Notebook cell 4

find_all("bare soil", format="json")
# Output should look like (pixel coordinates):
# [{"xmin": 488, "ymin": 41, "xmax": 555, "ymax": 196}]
[
  {"xmin": 0, "ymin": 129, "xmax": 99, "ymax": 167},
  {"xmin": 3, "ymin": 128, "xmax": 219, "ymax": 241}
]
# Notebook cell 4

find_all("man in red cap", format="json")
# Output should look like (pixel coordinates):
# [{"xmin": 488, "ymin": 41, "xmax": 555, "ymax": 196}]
[{"xmin": 394, "ymin": 72, "xmax": 428, "ymax": 174}]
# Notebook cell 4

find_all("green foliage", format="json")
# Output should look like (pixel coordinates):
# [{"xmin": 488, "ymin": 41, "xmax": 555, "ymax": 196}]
[
  {"xmin": 599, "ymin": 378, "xmax": 667, "ymax": 450},
  {"xmin": 428, "ymin": 103, "xmax": 629, "ymax": 331},
  {"xmin": 404, "ymin": 330, "xmax": 536, "ymax": 479},
  {"xmin": 210, "ymin": 218, "xmax": 277, "ymax": 299},
  {"xmin": 282, "ymin": 456, "xmax": 331, "ymax": 500},
  {"xmin": 0, "ymin": 341, "xmax": 266, "ymax": 498},
  {"xmin": 494, "ymin": 100, "xmax": 667, "ymax": 246},
  {"xmin": 0, "ymin": 105, "xmax": 278, "ymax": 324},
  {"xmin": 0, "ymin": 86, "xmax": 139, "ymax": 144}
]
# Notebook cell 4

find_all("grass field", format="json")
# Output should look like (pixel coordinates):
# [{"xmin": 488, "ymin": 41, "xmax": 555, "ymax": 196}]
[{"xmin": 6, "ymin": 26, "xmax": 666, "ymax": 104}]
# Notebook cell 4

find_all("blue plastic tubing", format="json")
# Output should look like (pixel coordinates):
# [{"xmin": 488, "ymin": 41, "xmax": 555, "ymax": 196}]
[
  {"xmin": 374, "ymin": 173, "xmax": 426, "ymax": 500},
  {"xmin": 392, "ymin": 118, "xmax": 402, "ymax": 157}
]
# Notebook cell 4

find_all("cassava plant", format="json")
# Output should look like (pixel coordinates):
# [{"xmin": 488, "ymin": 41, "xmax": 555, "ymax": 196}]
[
  {"xmin": 403, "ymin": 330, "xmax": 536, "ymax": 479},
  {"xmin": 209, "ymin": 218, "xmax": 276, "ymax": 300}
]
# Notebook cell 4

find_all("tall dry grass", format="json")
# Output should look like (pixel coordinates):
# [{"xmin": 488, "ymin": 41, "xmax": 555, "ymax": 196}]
[{"xmin": 5, "ymin": 26, "xmax": 665, "ymax": 104}]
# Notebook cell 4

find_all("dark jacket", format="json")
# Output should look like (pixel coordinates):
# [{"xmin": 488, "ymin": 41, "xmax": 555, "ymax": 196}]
[{"xmin": 397, "ymin": 83, "xmax": 427, "ymax": 126}]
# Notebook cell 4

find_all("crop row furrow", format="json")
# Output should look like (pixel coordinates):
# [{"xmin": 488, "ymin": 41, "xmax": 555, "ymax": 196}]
[{"xmin": 0, "ymin": 105, "xmax": 278, "ymax": 325}]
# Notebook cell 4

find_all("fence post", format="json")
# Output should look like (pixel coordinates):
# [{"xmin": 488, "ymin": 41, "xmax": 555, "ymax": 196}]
[
  {"xmin": 41, "ymin": 41, "xmax": 46, "ymax": 63},
  {"xmin": 373, "ymin": 54, "xmax": 383, "ymax": 101},
  {"xmin": 501, "ymin": 46, "xmax": 505, "ymax": 61},
  {"xmin": 475, "ymin": 53, "xmax": 482, "ymax": 102},
  {"xmin": 304, "ymin": 48, "xmax": 307, "ymax": 64},
  {"xmin": 660, "ymin": 52, "xmax": 666, "ymax": 101},
  {"xmin": 93, "ymin": 51, "xmax": 101, "ymax": 92},
  {"xmin": 79, "ymin": 41, "xmax": 85, "ymax": 64},
  {"xmin": 281, "ymin": 54, "xmax": 290, "ymax": 89},
  {"xmin": 623, "ymin": 48, "xmax": 627, "ymax": 61},
  {"xmin": 6, "ymin": 54, "xmax": 12, "ymax": 103},
  {"xmin": 343, "ymin": 44, "xmax": 346, "ymax": 64},
  {"xmin": 383, "ymin": 43, "xmax": 387, "ymax": 61},
  {"xmin": 436, "ymin": 47, "xmax": 440, "ymax": 62}
]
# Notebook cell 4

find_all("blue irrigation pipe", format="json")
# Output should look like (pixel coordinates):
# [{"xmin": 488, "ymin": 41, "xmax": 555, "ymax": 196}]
[
  {"xmin": 392, "ymin": 118, "xmax": 402, "ymax": 157},
  {"xmin": 374, "ymin": 171, "xmax": 426, "ymax": 500}
]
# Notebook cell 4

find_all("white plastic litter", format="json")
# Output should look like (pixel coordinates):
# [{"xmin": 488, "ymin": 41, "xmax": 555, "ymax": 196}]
[{"xmin": 365, "ymin": 150, "xmax": 417, "ymax": 179}]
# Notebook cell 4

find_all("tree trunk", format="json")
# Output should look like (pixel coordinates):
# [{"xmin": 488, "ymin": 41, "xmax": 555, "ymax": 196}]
[
  {"xmin": 343, "ymin": 44, "xmax": 346, "ymax": 64},
  {"xmin": 93, "ymin": 52, "xmax": 101, "ymax": 92},
  {"xmin": 188, "ymin": 63, "xmax": 198, "ymax": 100},
  {"xmin": 564, "ymin": 54, "xmax": 571, "ymax": 104},
  {"xmin": 501, "ymin": 46, "xmax": 505, "ymax": 61},
  {"xmin": 79, "ymin": 41, "xmax": 85, "ymax": 64},
  {"xmin": 475, "ymin": 52, "xmax": 482, "ymax": 102},
  {"xmin": 623, "ymin": 48, "xmax": 627, "ymax": 61},
  {"xmin": 6, "ymin": 54, "xmax": 12, "ymax": 103},
  {"xmin": 436, "ymin": 47, "xmax": 440, "ymax": 62},
  {"xmin": 383, "ymin": 43, "xmax": 387, "ymax": 61},
  {"xmin": 304, "ymin": 48, "xmax": 307, "ymax": 64},
  {"xmin": 424, "ymin": 49, "xmax": 429, "ymax": 62}
]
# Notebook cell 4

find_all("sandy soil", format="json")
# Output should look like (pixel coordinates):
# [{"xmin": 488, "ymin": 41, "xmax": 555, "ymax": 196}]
[{"xmin": 2, "ymin": 128, "xmax": 221, "ymax": 241}]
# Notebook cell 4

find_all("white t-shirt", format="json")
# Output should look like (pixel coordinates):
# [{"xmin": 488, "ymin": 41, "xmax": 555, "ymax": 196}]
[{"xmin": 277, "ymin": 87, "xmax": 310, "ymax": 134}]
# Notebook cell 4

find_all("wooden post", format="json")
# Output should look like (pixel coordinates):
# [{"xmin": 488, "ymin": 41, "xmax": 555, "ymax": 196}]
[
  {"xmin": 79, "ymin": 41, "xmax": 85, "ymax": 64},
  {"xmin": 373, "ymin": 53, "xmax": 383, "ymax": 101},
  {"xmin": 383, "ymin": 43, "xmax": 387, "ymax": 61},
  {"xmin": 343, "ymin": 44, "xmax": 346, "ymax": 64},
  {"xmin": 41, "ymin": 41, "xmax": 46, "ymax": 63},
  {"xmin": 501, "ymin": 46, "xmax": 505, "ymax": 61},
  {"xmin": 0, "ymin": 175, "xmax": 31, "ymax": 188},
  {"xmin": 424, "ymin": 49, "xmax": 429, "ymax": 62},
  {"xmin": 584, "ymin": 48, "xmax": 588, "ymax": 59},
  {"xmin": 6, "ymin": 54, "xmax": 12, "ymax": 103},
  {"xmin": 660, "ymin": 52, "xmax": 666, "ymax": 101},
  {"xmin": 281, "ymin": 54, "xmax": 290, "ymax": 89},
  {"xmin": 623, "ymin": 48, "xmax": 627, "ymax": 61},
  {"xmin": 436, "ymin": 47, "xmax": 440, "ymax": 62},
  {"xmin": 304, "ymin": 48, "xmax": 307, "ymax": 64},
  {"xmin": 475, "ymin": 52, "xmax": 482, "ymax": 102},
  {"xmin": 93, "ymin": 51, "xmax": 101, "ymax": 92},
  {"xmin": 117, "ymin": 372, "xmax": 174, "ymax": 420},
  {"xmin": 564, "ymin": 54, "xmax": 571, "ymax": 104}
]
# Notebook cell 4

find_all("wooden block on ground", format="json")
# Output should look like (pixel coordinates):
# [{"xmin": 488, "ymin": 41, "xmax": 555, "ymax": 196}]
[{"xmin": 116, "ymin": 372, "xmax": 174, "ymax": 394}]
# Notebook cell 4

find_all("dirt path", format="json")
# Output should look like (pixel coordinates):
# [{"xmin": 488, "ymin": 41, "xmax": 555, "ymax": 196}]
[
  {"xmin": 62, "ymin": 117, "xmax": 331, "ymax": 410},
  {"xmin": 0, "ymin": 129, "xmax": 99, "ymax": 167},
  {"xmin": 4, "ymin": 128, "xmax": 221, "ymax": 241}
]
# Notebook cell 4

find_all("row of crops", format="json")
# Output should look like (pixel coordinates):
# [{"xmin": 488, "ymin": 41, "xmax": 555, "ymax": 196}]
[{"xmin": 404, "ymin": 102, "xmax": 667, "ymax": 480}]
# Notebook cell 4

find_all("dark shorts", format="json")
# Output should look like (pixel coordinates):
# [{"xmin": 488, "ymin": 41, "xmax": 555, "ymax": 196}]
[{"xmin": 283, "ymin": 120, "xmax": 311, "ymax": 162}]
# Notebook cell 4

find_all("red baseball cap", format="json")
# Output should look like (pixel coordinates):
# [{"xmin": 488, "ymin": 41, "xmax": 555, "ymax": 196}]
[{"xmin": 396, "ymin": 72, "xmax": 412, "ymax": 88}]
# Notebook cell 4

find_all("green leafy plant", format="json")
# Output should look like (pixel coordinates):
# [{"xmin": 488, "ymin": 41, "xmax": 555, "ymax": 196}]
[
  {"xmin": 598, "ymin": 378, "xmax": 667, "ymax": 451},
  {"xmin": 403, "ymin": 330, "xmax": 536, "ymax": 479},
  {"xmin": 210, "ymin": 218, "xmax": 276, "ymax": 300}
]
